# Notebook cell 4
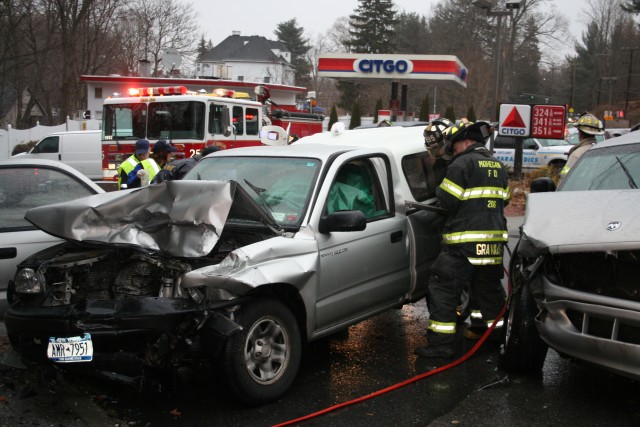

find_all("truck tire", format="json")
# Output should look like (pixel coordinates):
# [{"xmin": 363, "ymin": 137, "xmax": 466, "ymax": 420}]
[
  {"xmin": 499, "ymin": 253, "xmax": 548, "ymax": 373},
  {"xmin": 222, "ymin": 297, "xmax": 301, "ymax": 405}
]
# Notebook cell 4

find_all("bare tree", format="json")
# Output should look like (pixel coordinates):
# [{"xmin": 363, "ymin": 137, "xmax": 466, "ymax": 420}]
[{"xmin": 122, "ymin": 0, "xmax": 199, "ymax": 77}]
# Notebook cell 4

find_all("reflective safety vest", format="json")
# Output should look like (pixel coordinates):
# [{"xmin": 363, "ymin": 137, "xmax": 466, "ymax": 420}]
[{"xmin": 117, "ymin": 156, "xmax": 160, "ymax": 189}]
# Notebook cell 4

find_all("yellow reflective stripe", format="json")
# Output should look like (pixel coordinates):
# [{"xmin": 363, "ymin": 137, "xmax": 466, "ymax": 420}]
[
  {"xmin": 463, "ymin": 187, "xmax": 509, "ymax": 200},
  {"xmin": 440, "ymin": 178, "xmax": 465, "ymax": 199},
  {"xmin": 486, "ymin": 319, "xmax": 504, "ymax": 328},
  {"xmin": 468, "ymin": 257, "xmax": 503, "ymax": 265},
  {"xmin": 443, "ymin": 230, "xmax": 508, "ymax": 244},
  {"xmin": 561, "ymin": 164, "xmax": 570, "ymax": 176},
  {"xmin": 440, "ymin": 179, "xmax": 510, "ymax": 201},
  {"xmin": 427, "ymin": 320, "xmax": 457, "ymax": 334},
  {"xmin": 471, "ymin": 310, "xmax": 482, "ymax": 319}
]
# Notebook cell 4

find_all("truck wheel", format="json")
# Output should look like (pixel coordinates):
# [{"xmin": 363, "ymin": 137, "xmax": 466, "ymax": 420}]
[
  {"xmin": 499, "ymin": 254, "xmax": 548, "ymax": 373},
  {"xmin": 223, "ymin": 297, "xmax": 301, "ymax": 405}
]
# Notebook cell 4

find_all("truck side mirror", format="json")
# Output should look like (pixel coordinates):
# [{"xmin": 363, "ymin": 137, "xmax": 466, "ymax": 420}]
[{"xmin": 318, "ymin": 211, "xmax": 366, "ymax": 234}]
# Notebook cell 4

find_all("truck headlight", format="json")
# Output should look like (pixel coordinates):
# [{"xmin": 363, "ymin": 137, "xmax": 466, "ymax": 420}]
[{"xmin": 14, "ymin": 268, "xmax": 43, "ymax": 294}]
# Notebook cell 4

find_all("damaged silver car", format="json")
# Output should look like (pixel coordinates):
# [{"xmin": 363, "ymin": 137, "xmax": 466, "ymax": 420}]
[
  {"xmin": 500, "ymin": 132, "xmax": 640, "ymax": 379},
  {"xmin": 5, "ymin": 127, "xmax": 446, "ymax": 404}
]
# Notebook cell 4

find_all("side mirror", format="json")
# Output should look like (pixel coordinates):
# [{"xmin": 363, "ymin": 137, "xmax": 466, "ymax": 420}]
[
  {"xmin": 318, "ymin": 211, "xmax": 366, "ymax": 234},
  {"xmin": 530, "ymin": 177, "xmax": 556, "ymax": 193}
]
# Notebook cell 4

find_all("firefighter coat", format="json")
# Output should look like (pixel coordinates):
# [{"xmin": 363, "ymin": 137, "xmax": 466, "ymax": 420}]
[{"xmin": 436, "ymin": 142, "xmax": 510, "ymax": 266}]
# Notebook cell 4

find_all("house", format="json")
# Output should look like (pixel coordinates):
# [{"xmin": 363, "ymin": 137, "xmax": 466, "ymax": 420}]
[
  {"xmin": 196, "ymin": 31, "xmax": 294, "ymax": 86},
  {"xmin": 0, "ymin": 86, "xmax": 46, "ymax": 129}
]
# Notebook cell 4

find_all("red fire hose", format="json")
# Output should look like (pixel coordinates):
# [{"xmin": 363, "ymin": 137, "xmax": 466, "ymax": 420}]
[{"xmin": 272, "ymin": 266, "xmax": 511, "ymax": 427}]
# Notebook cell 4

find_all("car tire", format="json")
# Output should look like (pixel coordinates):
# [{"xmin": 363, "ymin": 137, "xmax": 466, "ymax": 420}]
[
  {"xmin": 222, "ymin": 297, "xmax": 301, "ymax": 405},
  {"xmin": 499, "ymin": 253, "xmax": 548, "ymax": 373}
]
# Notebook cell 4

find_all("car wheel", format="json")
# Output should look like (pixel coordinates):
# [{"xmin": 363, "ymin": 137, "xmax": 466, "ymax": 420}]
[
  {"xmin": 499, "ymin": 254, "xmax": 548, "ymax": 373},
  {"xmin": 223, "ymin": 297, "xmax": 301, "ymax": 405}
]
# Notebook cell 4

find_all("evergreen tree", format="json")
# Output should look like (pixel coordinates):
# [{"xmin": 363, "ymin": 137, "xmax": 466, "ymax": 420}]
[
  {"xmin": 349, "ymin": 101, "xmax": 362, "ymax": 129},
  {"xmin": 444, "ymin": 106, "xmax": 455, "ymax": 122},
  {"xmin": 337, "ymin": 81, "xmax": 361, "ymax": 111},
  {"xmin": 328, "ymin": 105, "xmax": 338, "ymax": 131},
  {"xmin": 197, "ymin": 35, "xmax": 207, "ymax": 58},
  {"xmin": 275, "ymin": 19, "xmax": 312, "ymax": 88},
  {"xmin": 466, "ymin": 106, "xmax": 477, "ymax": 122},
  {"xmin": 419, "ymin": 94, "xmax": 430, "ymax": 121},
  {"xmin": 394, "ymin": 12, "xmax": 429, "ymax": 54},
  {"xmin": 340, "ymin": 0, "xmax": 397, "ymax": 110},
  {"xmin": 373, "ymin": 98, "xmax": 383, "ymax": 122},
  {"xmin": 510, "ymin": 17, "xmax": 541, "ymax": 105},
  {"xmin": 348, "ymin": 0, "xmax": 397, "ymax": 53}
]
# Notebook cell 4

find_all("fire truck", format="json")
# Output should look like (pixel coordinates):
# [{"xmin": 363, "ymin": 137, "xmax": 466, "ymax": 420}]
[{"xmin": 100, "ymin": 84, "xmax": 324, "ymax": 182}]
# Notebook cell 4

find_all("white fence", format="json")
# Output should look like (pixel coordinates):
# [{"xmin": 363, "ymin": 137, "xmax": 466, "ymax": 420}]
[{"xmin": 0, "ymin": 118, "xmax": 101, "ymax": 160}]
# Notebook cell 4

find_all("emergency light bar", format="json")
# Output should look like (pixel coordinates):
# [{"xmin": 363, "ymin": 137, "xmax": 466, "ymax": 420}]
[
  {"xmin": 212, "ymin": 88, "xmax": 235, "ymax": 98},
  {"xmin": 127, "ymin": 86, "xmax": 188, "ymax": 97}
]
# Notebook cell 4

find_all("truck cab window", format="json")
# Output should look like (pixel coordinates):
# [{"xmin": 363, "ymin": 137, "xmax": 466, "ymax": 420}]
[{"xmin": 327, "ymin": 158, "xmax": 389, "ymax": 219}]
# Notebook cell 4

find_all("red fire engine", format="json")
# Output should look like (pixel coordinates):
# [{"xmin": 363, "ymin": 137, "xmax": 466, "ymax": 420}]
[{"xmin": 100, "ymin": 84, "xmax": 324, "ymax": 181}]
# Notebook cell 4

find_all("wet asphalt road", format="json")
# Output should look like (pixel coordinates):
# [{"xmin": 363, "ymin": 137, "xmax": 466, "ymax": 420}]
[{"xmin": 1, "ymin": 217, "xmax": 640, "ymax": 426}]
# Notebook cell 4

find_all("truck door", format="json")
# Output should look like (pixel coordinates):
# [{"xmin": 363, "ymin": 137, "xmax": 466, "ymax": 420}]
[{"xmin": 314, "ymin": 154, "xmax": 411, "ymax": 331}]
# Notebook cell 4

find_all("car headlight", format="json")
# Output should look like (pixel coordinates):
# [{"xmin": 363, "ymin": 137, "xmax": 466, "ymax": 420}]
[{"xmin": 14, "ymin": 268, "xmax": 44, "ymax": 294}]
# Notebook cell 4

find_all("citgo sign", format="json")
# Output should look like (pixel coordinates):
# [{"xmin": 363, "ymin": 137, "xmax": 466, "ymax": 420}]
[
  {"xmin": 355, "ymin": 59, "xmax": 412, "ymax": 74},
  {"xmin": 498, "ymin": 104, "xmax": 531, "ymax": 137}
]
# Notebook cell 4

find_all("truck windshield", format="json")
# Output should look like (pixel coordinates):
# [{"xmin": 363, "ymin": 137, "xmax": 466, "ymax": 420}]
[
  {"xmin": 184, "ymin": 156, "xmax": 321, "ymax": 227},
  {"xmin": 103, "ymin": 101, "xmax": 205, "ymax": 141},
  {"xmin": 559, "ymin": 143, "xmax": 640, "ymax": 191}
]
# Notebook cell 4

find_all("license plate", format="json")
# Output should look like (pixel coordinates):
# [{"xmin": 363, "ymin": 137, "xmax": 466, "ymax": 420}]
[{"xmin": 47, "ymin": 333, "xmax": 93, "ymax": 363}]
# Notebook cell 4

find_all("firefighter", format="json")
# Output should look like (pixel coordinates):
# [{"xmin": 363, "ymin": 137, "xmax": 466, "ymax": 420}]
[
  {"xmin": 117, "ymin": 139, "xmax": 160, "ymax": 189},
  {"xmin": 415, "ymin": 120, "xmax": 510, "ymax": 358},
  {"xmin": 561, "ymin": 112, "xmax": 604, "ymax": 178}
]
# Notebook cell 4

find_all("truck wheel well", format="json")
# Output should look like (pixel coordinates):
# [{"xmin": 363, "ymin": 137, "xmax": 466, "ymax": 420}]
[{"xmin": 248, "ymin": 283, "xmax": 308, "ymax": 342}]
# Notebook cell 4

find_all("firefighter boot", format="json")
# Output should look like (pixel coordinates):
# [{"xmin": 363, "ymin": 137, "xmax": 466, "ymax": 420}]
[{"xmin": 414, "ymin": 333, "xmax": 455, "ymax": 359}]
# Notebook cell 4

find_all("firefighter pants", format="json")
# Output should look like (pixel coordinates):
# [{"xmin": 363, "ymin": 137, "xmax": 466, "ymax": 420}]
[{"xmin": 426, "ymin": 250, "xmax": 505, "ymax": 345}]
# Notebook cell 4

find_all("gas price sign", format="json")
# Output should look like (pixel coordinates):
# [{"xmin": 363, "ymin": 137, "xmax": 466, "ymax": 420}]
[{"xmin": 531, "ymin": 105, "xmax": 566, "ymax": 139}]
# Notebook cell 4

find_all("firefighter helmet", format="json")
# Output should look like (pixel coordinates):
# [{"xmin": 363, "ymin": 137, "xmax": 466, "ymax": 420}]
[
  {"xmin": 423, "ymin": 118, "xmax": 453, "ymax": 159},
  {"xmin": 576, "ymin": 112, "xmax": 604, "ymax": 136},
  {"xmin": 444, "ymin": 119, "xmax": 491, "ymax": 144}
]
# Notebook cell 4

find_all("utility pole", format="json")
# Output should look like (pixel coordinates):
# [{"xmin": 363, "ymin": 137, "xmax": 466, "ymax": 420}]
[{"xmin": 622, "ymin": 47, "xmax": 638, "ymax": 114}]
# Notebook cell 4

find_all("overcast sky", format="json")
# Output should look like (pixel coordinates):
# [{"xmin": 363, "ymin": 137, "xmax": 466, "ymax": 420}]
[{"xmin": 190, "ymin": 0, "xmax": 590, "ymax": 58}]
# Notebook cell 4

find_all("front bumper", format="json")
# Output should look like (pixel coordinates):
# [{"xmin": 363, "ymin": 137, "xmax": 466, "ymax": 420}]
[
  {"xmin": 536, "ymin": 279, "xmax": 640, "ymax": 380},
  {"xmin": 5, "ymin": 297, "xmax": 242, "ymax": 369}
]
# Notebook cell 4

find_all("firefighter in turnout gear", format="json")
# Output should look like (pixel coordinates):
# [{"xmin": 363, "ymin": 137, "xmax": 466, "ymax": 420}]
[
  {"xmin": 561, "ymin": 112, "xmax": 604, "ymax": 178},
  {"xmin": 415, "ymin": 120, "xmax": 510, "ymax": 358}
]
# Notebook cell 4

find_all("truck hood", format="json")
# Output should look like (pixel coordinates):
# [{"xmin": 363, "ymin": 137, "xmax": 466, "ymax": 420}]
[
  {"xmin": 520, "ymin": 189, "xmax": 640, "ymax": 255},
  {"xmin": 24, "ymin": 180, "xmax": 280, "ymax": 258}
]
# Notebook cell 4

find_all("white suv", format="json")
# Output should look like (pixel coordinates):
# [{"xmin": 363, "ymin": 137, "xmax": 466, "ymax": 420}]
[{"xmin": 488, "ymin": 135, "xmax": 572, "ymax": 171}]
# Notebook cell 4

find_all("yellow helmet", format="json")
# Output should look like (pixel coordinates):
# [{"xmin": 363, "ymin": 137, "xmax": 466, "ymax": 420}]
[{"xmin": 576, "ymin": 112, "xmax": 604, "ymax": 136}]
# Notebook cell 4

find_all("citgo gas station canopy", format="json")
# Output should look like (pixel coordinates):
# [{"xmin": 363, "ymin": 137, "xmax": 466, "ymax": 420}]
[{"xmin": 317, "ymin": 54, "xmax": 468, "ymax": 87}]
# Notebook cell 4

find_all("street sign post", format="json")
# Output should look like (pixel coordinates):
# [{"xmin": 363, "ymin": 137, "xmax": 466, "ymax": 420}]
[{"xmin": 531, "ymin": 105, "xmax": 566, "ymax": 139}]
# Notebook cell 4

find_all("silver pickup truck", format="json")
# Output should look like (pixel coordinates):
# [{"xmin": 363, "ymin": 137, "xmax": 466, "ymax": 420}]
[{"xmin": 5, "ymin": 126, "xmax": 446, "ymax": 404}]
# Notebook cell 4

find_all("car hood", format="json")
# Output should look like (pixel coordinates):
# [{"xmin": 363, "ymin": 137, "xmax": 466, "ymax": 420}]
[
  {"xmin": 24, "ymin": 180, "xmax": 280, "ymax": 258},
  {"xmin": 520, "ymin": 189, "xmax": 640, "ymax": 255}
]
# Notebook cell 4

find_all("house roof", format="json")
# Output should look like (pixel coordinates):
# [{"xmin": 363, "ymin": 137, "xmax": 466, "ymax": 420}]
[{"xmin": 199, "ymin": 34, "xmax": 290, "ymax": 63}]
